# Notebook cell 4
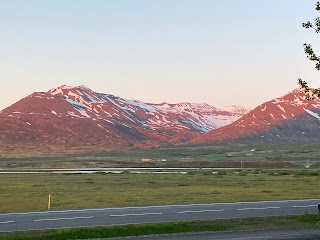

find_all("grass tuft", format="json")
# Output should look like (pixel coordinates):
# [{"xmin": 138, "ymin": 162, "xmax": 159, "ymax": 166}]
[{"xmin": 0, "ymin": 214, "xmax": 318, "ymax": 240}]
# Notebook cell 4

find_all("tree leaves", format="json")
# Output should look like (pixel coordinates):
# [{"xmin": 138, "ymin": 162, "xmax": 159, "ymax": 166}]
[
  {"xmin": 316, "ymin": 1, "xmax": 320, "ymax": 11},
  {"xmin": 298, "ymin": 1, "xmax": 320, "ymax": 100},
  {"xmin": 303, "ymin": 44, "xmax": 320, "ymax": 70}
]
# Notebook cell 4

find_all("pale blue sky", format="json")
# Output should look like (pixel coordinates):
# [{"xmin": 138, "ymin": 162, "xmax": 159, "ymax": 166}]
[{"xmin": 0, "ymin": 0, "xmax": 319, "ymax": 110}]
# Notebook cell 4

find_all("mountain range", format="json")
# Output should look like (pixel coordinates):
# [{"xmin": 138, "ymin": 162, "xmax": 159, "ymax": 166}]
[
  {"xmin": 0, "ymin": 85, "xmax": 249, "ymax": 155},
  {"xmin": 191, "ymin": 88, "xmax": 320, "ymax": 144},
  {"xmin": 2, "ymin": 85, "xmax": 320, "ymax": 156}
]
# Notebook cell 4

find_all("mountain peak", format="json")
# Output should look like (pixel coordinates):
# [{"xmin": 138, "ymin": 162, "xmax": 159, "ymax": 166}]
[
  {"xmin": 223, "ymin": 105, "xmax": 251, "ymax": 115},
  {"xmin": 191, "ymin": 87, "xmax": 320, "ymax": 144},
  {"xmin": 48, "ymin": 85, "xmax": 92, "ymax": 94},
  {"xmin": 76, "ymin": 85, "xmax": 90, "ymax": 89},
  {"xmin": 0, "ymin": 84, "xmax": 250, "ymax": 155},
  {"xmin": 47, "ymin": 85, "xmax": 109, "ymax": 106},
  {"xmin": 280, "ymin": 87, "xmax": 313, "ymax": 98}
]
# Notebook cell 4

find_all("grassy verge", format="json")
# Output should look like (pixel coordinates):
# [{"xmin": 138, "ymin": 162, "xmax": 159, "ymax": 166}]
[
  {"xmin": 1, "ymin": 170, "xmax": 320, "ymax": 212},
  {"xmin": 3, "ymin": 142, "xmax": 320, "ymax": 168},
  {"xmin": 0, "ymin": 214, "xmax": 319, "ymax": 240}
]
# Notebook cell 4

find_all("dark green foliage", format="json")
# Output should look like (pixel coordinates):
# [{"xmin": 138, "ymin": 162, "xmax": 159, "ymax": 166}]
[
  {"xmin": 217, "ymin": 171, "xmax": 228, "ymax": 175},
  {"xmin": 297, "ymin": 212, "xmax": 320, "ymax": 224},
  {"xmin": 298, "ymin": 2, "xmax": 320, "ymax": 98},
  {"xmin": 0, "ymin": 215, "xmax": 318, "ymax": 240}
]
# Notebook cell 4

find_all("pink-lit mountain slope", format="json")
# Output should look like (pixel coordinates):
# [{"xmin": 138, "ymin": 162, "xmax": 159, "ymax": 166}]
[
  {"xmin": 0, "ymin": 85, "xmax": 249, "ymax": 155},
  {"xmin": 191, "ymin": 88, "xmax": 320, "ymax": 144}
]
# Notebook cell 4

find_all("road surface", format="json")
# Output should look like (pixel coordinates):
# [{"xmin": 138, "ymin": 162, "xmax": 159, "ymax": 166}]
[{"xmin": 0, "ymin": 199, "xmax": 319, "ymax": 232}]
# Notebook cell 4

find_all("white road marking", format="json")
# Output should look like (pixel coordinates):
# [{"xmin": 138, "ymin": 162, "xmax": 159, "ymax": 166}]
[
  {"xmin": 110, "ymin": 213, "xmax": 162, "ymax": 217},
  {"xmin": 178, "ymin": 209, "xmax": 224, "ymax": 214},
  {"xmin": 1, "ymin": 199, "xmax": 319, "ymax": 216},
  {"xmin": 0, "ymin": 221, "xmax": 15, "ymax": 224},
  {"xmin": 237, "ymin": 207, "xmax": 280, "ymax": 211},
  {"xmin": 34, "ymin": 216, "xmax": 93, "ymax": 222},
  {"xmin": 292, "ymin": 205, "xmax": 318, "ymax": 208}
]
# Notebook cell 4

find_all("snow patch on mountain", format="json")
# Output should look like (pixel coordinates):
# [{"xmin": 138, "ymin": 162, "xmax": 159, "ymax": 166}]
[
  {"xmin": 304, "ymin": 108, "xmax": 320, "ymax": 120},
  {"xmin": 45, "ymin": 85, "xmax": 250, "ymax": 134},
  {"xmin": 223, "ymin": 105, "xmax": 251, "ymax": 115},
  {"xmin": 277, "ymin": 104, "xmax": 286, "ymax": 113},
  {"xmin": 78, "ymin": 109, "xmax": 90, "ymax": 118}
]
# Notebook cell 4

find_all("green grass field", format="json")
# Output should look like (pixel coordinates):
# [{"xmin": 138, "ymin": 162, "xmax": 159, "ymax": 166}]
[
  {"xmin": 0, "ymin": 214, "xmax": 319, "ymax": 240},
  {"xmin": 1, "ymin": 143, "xmax": 319, "ymax": 238},
  {"xmin": 1, "ymin": 169, "xmax": 320, "ymax": 213},
  {"xmin": 1, "ymin": 142, "xmax": 320, "ymax": 168}
]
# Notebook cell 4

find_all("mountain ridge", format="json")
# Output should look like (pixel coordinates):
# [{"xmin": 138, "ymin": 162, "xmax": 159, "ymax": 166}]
[
  {"xmin": 0, "ymin": 85, "xmax": 249, "ymax": 155},
  {"xmin": 190, "ymin": 88, "xmax": 320, "ymax": 144}
]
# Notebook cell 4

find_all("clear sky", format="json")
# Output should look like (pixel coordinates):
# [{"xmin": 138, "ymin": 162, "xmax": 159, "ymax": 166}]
[{"xmin": 1, "ymin": 0, "xmax": 319, "ymax": 110}]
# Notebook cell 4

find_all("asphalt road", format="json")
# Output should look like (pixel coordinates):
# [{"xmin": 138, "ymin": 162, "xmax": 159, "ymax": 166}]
[{"xmin": 0, "ymin": 199, "xmax": 319, "ymax": 233}]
